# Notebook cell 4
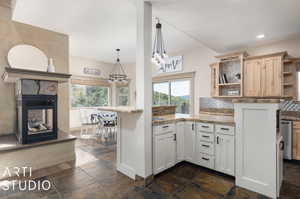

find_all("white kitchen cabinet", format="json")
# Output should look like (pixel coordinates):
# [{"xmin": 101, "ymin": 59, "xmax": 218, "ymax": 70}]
[
  {"xmin": 215, "ymin": 133, "xmax": 235, "ymax": 176},
  {"xmin": 165, "ymin": 133, "xmax": 177, "ymax": 169},
  {"xmin": 153, "ymin": 132, "xmax": 176, "ymax": 174},
  {"xmin": 184, "ymin": 121, "xmax": 196, "ymax": 163},
  {"xmin": 176, "ymin": 122, "xmax": 185, "ymax": 162},
  {"xmin": 198, "ymin": 153, "xmax": 215, "ymax": 169},
  {"xmin": 153, "ymin": 134, "xmax": 166, "ymax": 174},
  {"xmin": 234, "ymin": 102, "xmax": 280, "ymax": 199}
]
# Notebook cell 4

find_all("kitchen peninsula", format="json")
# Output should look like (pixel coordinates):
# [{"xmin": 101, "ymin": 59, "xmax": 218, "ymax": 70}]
[{"xmin": 98, "ymin": 106, "xmax": 144, "ymax": 179}]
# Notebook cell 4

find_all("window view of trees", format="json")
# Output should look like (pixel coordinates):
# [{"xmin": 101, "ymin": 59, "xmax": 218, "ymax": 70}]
[
  {"xmin": 117, "ymin": 86, "xmax": 129, "ymax": 106},
  {"xmin": 153, "ymin": 80, "xmax": 191, "ymax": 114},
  {"xmin": 71, "ymin": 84, "xmax": 109, "ymax": 107},
  {"xmin": 153, "ymin": 82, "xmax": 169, "ymax": 106}
]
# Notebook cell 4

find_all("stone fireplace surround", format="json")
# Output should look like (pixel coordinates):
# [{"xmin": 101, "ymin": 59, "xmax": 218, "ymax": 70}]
[{"xmin": 0, "ymin": 67, "xmax": 76, "ymax": 179}]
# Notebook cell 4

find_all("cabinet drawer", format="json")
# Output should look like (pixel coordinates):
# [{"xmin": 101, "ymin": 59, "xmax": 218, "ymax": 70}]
[
  {"xmin": 199, "ymin": 141, "xmax": 214, "ymax": 155},
  {"xmin": 215, "ymin": 125, "xmax": 234, "ymax": 136},
  {"xmin": 153, "ymin": 123, "xmax": 175, "ymax": 135},
  {"xmin": 197, "ymin": 122, "xmax": 214, "ymax": 133},
  {"xmin": 199, "ymin": 132, "xmax": 214, "ymax": 143},
  {"xmin": 198, "ymin": 153, "xmax": 215, "ymax": 169}
]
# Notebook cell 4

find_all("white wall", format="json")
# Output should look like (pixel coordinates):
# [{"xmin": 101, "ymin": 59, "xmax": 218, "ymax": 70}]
[
  {"xmin": 70, "ymin": 56, "xmax": 113, "ymax": 78},
  {"xmin": 244, "ymin": 37, "xmax": 300, "ymax": 57}
]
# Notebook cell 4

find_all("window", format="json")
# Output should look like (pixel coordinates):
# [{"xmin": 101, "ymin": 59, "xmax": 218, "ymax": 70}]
[
  {"xmin": 71, "ymin": 84, "xmax": 109, "ymax": 107},
  {"xmin": 117, "ymin": 86, "xmax": 129, "ymax": 106},
  {"xmin": 153, "ymin": 82, "xmax": 169, "ymax": 106},
  {"xmin": 153, "ymin": 79, "xmax": 192, "ymax": 114}
]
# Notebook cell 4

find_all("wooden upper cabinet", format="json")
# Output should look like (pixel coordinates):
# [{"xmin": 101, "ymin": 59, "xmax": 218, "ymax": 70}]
[
  {"xmin": 244, "ymin": 59, "xmax": 262, "ymax": 97},
  {"xmin": 210, "ymin": 51, "xmax": 287, "ymax": 98},
  {"xmin": 244, "ymin": 52, "xmax": 285, "ymax": 97},
  {"xmin": 210, "ymin": 63, "xmax": 219, "ymax": 97},
  {"xmin": 261, "ymin": 56, "xmax": 282, "ymax": 97}
]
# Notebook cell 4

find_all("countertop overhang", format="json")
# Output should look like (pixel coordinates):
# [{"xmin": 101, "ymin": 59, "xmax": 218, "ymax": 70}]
[
  {"xmin": 98, "ymin": 106, "xmax": 143, "ymax": 113},
  {"xmin": 153, "ymin": 113, "xmax": 235, "ymax": 126}
]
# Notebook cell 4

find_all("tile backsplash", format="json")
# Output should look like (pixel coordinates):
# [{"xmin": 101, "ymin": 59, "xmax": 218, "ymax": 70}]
[
  {"xmin": 199, "ymin": 97, "xmax": 233, "ymax": 110},
  {"xmin": 280, "ymin": 100, "xmax": 300, "ymax": 112},
  {"xmin": 199, "ymin": 98, "xmax": 300, "ymax": 112}
]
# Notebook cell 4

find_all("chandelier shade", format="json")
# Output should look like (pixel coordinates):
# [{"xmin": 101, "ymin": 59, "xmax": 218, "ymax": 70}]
[
  {"xmin": 152, "ymin": 18, "xmax": 168, "ymax": 66},
  {"xmin": 108, "ymin": 49, "xmax": 128, "ymax": 83}
]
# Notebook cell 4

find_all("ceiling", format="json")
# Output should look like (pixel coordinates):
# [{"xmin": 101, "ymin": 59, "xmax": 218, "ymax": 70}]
[{"xmin": 13, "ymin": 0, "xmax": 300, "ymax": 63}]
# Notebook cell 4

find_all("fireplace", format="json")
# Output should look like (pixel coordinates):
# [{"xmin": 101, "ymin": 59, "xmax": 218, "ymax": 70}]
[{"xmin": 16, "ymin": 80, "xmax": 58, "ymax": 144}]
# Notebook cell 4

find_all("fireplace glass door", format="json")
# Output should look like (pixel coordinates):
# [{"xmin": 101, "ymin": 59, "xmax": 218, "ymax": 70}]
[{"xmin": 27, "ymin": 108, "xmax": 54, "ymax": 135}]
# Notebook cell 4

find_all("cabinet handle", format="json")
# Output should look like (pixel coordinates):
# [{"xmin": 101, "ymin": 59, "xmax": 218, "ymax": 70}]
[
  {"xmin": 201, "ymin": 125, "xmax": 209, "ymax": 128},
  {"xmin": 217, "ymin": 136, "xmax": 219, "ymax": 144},
  {"xmin": 202, "ymin": 144, "xmax": 210, "ymax": 148},
  {"xmin": 202, "ymin": 135, "xmax": 210, "ymax": 138},
  {"xmin": 202, "ymin": 157, "xmax": 209, "ymax": 161},
  {"xmin": 192, "ymin": 123, "xmax": 194, "ymax": 131},
  {"xmin": 221, "ymin": 127, "xmax": 229, "ymax": 131},
  {"xmin": 162, "ymin": 126, "xmax": 169, "ymax": 129},
  {"xmin": 174, "ymin": 134, "xmax": 177, "ymax": 141}
]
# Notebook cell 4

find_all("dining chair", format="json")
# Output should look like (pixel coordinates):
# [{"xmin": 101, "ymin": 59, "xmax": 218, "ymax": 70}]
[
  {"xmin": 97, "ymin": 111, "xmax": 118, "ymax": 141},
  {"xmin": 79, "ymin": 108, "xmax": 99, "ymax": 138}
]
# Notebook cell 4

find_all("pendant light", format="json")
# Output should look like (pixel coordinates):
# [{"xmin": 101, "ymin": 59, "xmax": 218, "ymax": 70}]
[
  {"xmin": 152, "ymin": 18, "xmax": 168, "ymax": 66},
  {"xmin": 108, "ymin": 49, "xmax": 128, "ymax": 83}
]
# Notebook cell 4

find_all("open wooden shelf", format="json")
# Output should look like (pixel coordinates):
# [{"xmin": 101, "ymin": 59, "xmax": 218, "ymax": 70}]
[{"xmin": 2, "ymin": 67, "xmax": 72, "ymax": 83}]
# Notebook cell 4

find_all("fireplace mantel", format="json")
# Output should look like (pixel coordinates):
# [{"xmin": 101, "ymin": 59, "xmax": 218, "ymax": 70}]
[{"xmin": 2, "ymin": 67, "xmax": 72, "ymax": 83}]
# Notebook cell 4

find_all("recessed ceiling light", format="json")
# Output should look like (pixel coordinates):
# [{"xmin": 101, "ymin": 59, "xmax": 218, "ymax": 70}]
[{"xmin": 256, "ymin": 34, "xmax": 265, "ymax": 39}]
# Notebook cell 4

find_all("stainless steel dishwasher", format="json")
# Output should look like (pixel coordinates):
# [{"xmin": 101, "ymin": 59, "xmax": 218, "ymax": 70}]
[{"xmin": 281, "ymin": 120, "xmax": 292, "ymax": 160}]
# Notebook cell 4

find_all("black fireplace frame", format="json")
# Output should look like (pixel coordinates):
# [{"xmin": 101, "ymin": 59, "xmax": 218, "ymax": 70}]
[{"xmin": 18, "ymin": 95, "xmax": 58, "ymax": 144}]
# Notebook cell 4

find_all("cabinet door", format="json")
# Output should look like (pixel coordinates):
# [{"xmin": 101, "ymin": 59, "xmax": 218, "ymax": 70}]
[
  {"xmin": 165, "ymin": 134, "xmax": 176, "ymax": 169},
  {"xmin": 215, "ymin": 134, "xmax": 235, "ymax": 176},
  {"xmin": 184, "ymin": 122, "xmax": 196, "ymax": 163},
  {"xmin": 293, "ymin": 121, "xmax": 300, "ymax": 160},
  {"xmin": 176, "ymin": 122, "xmax": 185, "ymax": 162},
  {"xmin": 210, "ymin": 63, "xmax": 219, "ymax": 97},
  {"xmin": 244, "ymin": 59, "xmax": 262, "ymax": 97},
  {"xmin": 261, "ymin": 56, "xmax": 282, "ymax": 97},
  {"xmin": 153, "ymin": 135, "xmax": 166, "ymax": 174}
]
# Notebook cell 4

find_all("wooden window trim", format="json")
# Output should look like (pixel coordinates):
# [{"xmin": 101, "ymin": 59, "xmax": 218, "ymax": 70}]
[{"xmin": 152, "ymin": 71, "xmax": 195, "ymax": 83}]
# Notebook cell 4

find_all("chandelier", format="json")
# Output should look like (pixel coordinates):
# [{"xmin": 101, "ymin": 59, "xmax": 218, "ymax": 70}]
[
  {"xmin": 108, "ymin": 49, "xmax": 128, "ymax": 83},
  {"xmin": 152, "ymin": 18, "xmax": 168, "ymax": 66}
]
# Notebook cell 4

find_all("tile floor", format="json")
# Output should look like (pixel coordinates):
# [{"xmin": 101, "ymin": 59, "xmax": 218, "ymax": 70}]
[{"xmin": 0, "ymin": 133, "xmax": 300, "ymax": 199}]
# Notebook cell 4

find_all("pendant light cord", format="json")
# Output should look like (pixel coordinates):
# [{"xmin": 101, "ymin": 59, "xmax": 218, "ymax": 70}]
[{"xmin": 155, "ymin": 17, "xmax": 211, "ymax": 49}]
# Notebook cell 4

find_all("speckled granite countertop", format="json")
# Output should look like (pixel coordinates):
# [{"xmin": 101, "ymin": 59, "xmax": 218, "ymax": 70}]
[
  {"xmin": 281, "ymin": 111, "xmax": 300, "ymax": 121},
  {"xmin": 152, "ymin": 113, "xmax": 235, "ymax": 126}
]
